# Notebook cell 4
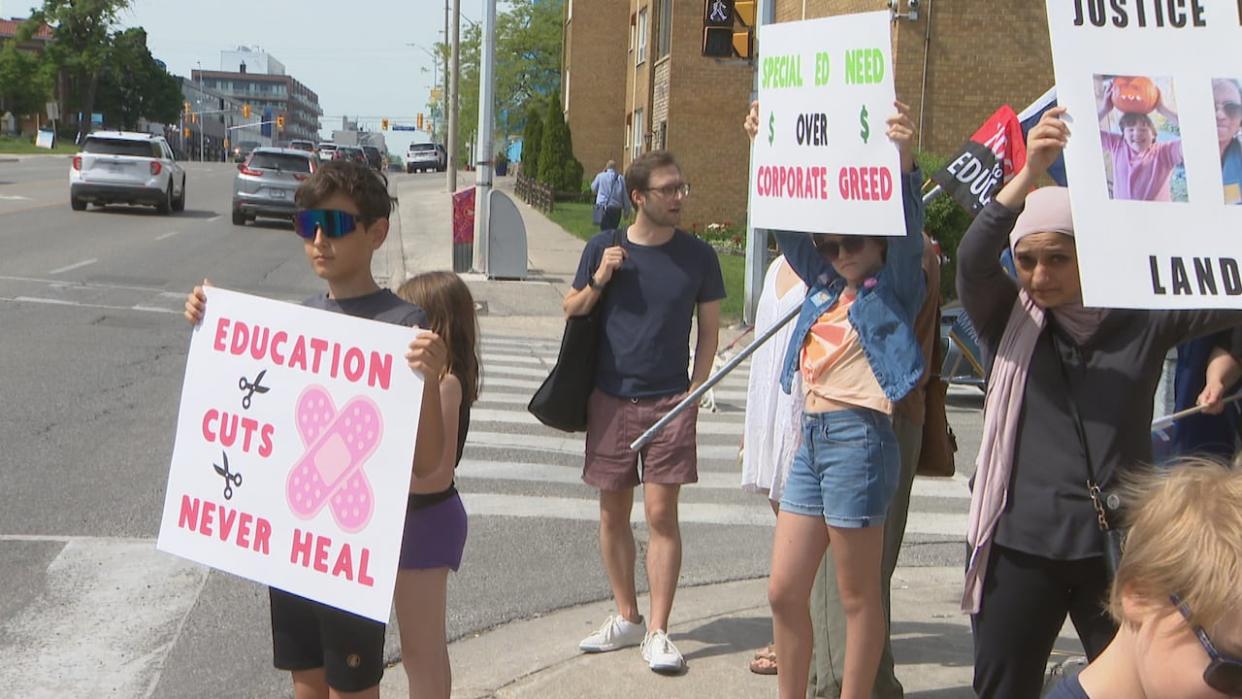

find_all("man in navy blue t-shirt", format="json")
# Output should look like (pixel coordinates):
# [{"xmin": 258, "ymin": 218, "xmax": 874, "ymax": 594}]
[{"xmin": 564, "ymin": 150, "xmax": 725, "ymax": 673}]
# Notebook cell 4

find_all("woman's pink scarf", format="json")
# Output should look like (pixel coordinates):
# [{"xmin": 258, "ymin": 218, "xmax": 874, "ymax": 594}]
[{"xmin": 961, "ymin": 187, "xmax": 1107, "ymax": 614}]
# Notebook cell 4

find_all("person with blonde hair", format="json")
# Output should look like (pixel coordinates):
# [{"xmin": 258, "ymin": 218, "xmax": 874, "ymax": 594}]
[{"xmin": 1045, "ymin": 458, "xmax": 1242, "ymax": 699}]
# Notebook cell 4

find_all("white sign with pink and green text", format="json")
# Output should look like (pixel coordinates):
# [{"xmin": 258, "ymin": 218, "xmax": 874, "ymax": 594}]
[
  {"xmin": 750, "ymin": 11, "xmax": 905, "ymax": 237},
  {"xmin": 157, "ymin": 287, "xmax": 426, "ymax": 622}
]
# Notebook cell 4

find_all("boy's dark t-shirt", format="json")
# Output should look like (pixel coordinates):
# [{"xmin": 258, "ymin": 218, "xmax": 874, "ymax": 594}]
[
  {"xmin": 303, "ymin": 288, "xmax": 427, "ymax": 329},
  {"xmin": 1045, "ymin": 675, "xmax": 1091, "ymax": 699},
  {"xmin": 572, "ymin": 228, "xmax": 726, "ymax": 399}
]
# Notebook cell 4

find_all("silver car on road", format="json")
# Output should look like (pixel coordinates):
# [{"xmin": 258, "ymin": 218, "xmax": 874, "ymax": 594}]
[{"xmin": 231, "ymin": 147, "xmax": 317, "ymax": 226}]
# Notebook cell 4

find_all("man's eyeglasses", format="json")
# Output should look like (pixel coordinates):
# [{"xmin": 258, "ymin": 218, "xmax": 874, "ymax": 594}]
[
  {"xmin": 814, "ymin": 236, "xmax": 868, "ymax": 260},
  {"xmin": 1172, "ymin": 595, "xmax": 1242, "ymax": 694},
  {"xmin": 293, "ymin": 209, "xmax": 359, "ymax": 240},
  {"xmin": 1216, "ymin": 101, "xmax": 1242, "ymax": 119},
  {"xmin": 646, "ymin": 182, "xmax": 691, "ymax": 198}
]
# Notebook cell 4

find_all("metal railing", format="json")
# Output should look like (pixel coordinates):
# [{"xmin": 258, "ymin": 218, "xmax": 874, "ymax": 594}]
[{"xmin": 515, "ymin": 173, "xmax": 554, "ymax": 213}]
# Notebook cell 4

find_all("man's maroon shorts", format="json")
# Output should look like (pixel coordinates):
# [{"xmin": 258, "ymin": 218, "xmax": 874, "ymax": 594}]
[{"xmin": 583, "ymin": 389, "xmax": 699, "ymax": 491}]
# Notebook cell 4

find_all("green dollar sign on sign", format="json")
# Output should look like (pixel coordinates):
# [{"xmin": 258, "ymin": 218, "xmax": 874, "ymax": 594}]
[
  {"xmin": 768, "ymin": 112, "xmax": 775, "ymax": 146},
  {"xmin": 859, "ymin": 105, "xmax": 870, "ymax": 144}
]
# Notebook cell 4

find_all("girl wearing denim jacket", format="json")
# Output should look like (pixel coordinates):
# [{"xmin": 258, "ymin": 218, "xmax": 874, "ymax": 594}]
[{"xmin": 746, "ymin": 101, "xmax": 926, "ymax": 699}]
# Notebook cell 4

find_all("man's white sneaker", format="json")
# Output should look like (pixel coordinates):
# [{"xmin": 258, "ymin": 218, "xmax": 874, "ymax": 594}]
[
  {"xmin": 641, "ymin": 629, "xmax": 686, "ymax": 673},
  {"xmin": 578, "ymin": 614, "xmax": 647, "ymax": 653}
]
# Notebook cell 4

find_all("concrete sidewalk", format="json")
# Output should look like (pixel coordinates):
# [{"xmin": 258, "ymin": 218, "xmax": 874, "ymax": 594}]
[
  {"xmin": 376, "ymin": 176, "xmax": 1082, "ymax": 698},
  {"xmin": 379, "ymin": 567, "xmax": 1079, "ymax": 698}
]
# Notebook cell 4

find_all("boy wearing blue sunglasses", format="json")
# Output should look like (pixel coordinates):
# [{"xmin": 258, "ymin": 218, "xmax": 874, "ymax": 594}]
[
  {"xmin": 184, "ymin": 159, "xmax": 447, "ymax": 699},
  {"xmin": 1046, "ymin": 458, "xmax": 1242, "ymax": 699}
]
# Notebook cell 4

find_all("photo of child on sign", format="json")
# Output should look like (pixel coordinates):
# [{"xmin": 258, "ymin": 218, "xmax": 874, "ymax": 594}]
[
  {"xmin": 1214, "ymin": 77, "xmax": 1242, "ymax": 205},
  {"xmin": 1094, "ymin": 74, "xmax": 1187, "ymax": 202}
]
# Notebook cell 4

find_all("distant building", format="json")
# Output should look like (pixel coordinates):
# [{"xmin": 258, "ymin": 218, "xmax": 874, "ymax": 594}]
[
  {"xmin": 561, "ymin": 0, "xmax": 629, "ymax": 182},
  {"xmin": 173, "ymin": 77, "xmax": 267, "ymax": 162},
  {"xmin": 192, "ymin": 48, "xmax": 323, "ymax": 143}
]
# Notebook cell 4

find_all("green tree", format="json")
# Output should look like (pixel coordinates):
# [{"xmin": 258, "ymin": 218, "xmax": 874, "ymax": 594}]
[
  {"xmin": 537, "ymin": 93, "xmax": 581, "ymax": 192},
  {"xmin": 28, "ymin": 0, "xmax": 130, "ymax": 142},
  {"xmin": 520, "ymin": 105, "xmax": 542, "ymax": 177},
  {"xmin": 494, "ymin": 0, "xmax": 562, "ymax": 136},
  {"xmin": 94, "ymin": 28, "xmax": 181, "ymax": 130},
  {"xmin": 0, "ymin": 43, "xmax": 53, "ymax": 118}
]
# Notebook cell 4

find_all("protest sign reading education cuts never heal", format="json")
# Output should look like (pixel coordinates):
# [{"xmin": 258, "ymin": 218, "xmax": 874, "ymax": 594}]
[
  {"xmin": 1047, "ymin": 0, "xmax": 1242, "ymax": 309},
  {"xmin": 157, "ymin": 287, "xmax": 425, "ymax": 622},
  {"xmin": 750, "ymin": 11, "xmax": 905, "ymax": 237}
]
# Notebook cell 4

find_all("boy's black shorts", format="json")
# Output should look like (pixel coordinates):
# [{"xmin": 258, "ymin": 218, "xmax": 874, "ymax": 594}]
[{"xmin": 269, "ymin": 587, "xmax": 386, "ymax": 692}]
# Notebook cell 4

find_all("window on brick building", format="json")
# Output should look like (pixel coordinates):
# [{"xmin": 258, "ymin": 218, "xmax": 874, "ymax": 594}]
[
  {"xmin": 655, "ymin": 0, "xmax": 671, "ymax": 60},
  {"xmin": 636, "ymin": 7, "xmax": 648, "ymax": 66},
  {"xmin": 633, "ymin": 108, "xmax": 644, "ymax": 160},
  {"xmin": 656, "ymin": 120, "xmax": 667, "ymax": 150}
]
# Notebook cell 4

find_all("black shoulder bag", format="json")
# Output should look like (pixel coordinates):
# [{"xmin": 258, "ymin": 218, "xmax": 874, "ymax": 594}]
[
  {"xmin": 527, "ymin": 229, "xmax": 624, "ymax": 432},
  {"xmin": 1052, "ymin": 334, "xmax": 1126, "ymax": 578}
]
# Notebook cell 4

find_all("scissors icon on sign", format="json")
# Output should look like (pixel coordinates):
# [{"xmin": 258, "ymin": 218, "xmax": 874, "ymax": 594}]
[
  {"xmin": 238, "ymin": 369, "xmax": 270, "ymax": 410},
  {"xmin": 213, "ymin": 451, "xmax": 243, "ymax": 500}
]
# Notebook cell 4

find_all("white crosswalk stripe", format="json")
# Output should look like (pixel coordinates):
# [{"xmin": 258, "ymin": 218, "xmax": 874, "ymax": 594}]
[{"xmin": 466, "ymin": 336, "xmax": 972, "ymax": 539}]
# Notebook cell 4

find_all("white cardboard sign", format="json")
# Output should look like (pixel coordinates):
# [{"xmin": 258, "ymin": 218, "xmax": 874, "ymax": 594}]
[
  {"xmin": 750, "ymin": 11, "xmax": 905, "ymax": 237},
  {"xmin": 157, "ymin": 288, "xmax": 424, "ymax": 622},
  {"xmin": 1046, "ymin": 0, "xmax": 1242, "ymax": 308}
]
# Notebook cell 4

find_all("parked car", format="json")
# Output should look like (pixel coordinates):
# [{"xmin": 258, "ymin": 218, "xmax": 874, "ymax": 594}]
[
  {"xmin": 288, "ymin": 139, "xmax": 316, "ymax": 155},
  {"xmin": 69, "ymin": 131, "xmax": 186, "ymax": 214},
  {"xmin": 405, "ymin": 142, "xmax": 446, "ymax": 173},
  {"xmin": 231, "ymin": 147, "xmax": 317, "ymax": 225},
  {"xmin": 360, "ymin": 145, "xmax": 384, "ymax": 171},
  {"xmin": 317, "ymin": 143, "xmax": 338, "ymax": 162},
  {"xmin": 232, "ymin": 140, "xmax": 261, "ymax": 163},
  {"xmin": 333, "ymin": 146, "xmax": 368, "ymax": 165}
]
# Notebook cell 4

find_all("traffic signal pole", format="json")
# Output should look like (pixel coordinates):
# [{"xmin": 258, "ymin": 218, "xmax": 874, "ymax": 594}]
[
  {"xmin": 447, "ymin": 0, "xmax": 460, "ymax": 193},
  {"xmin": 472, "ymin": 0, "xmax": 497, "ymax": 276},
  {"xmin": 742, "ymin": 0, "xmax": 773, "ymax": 325}
]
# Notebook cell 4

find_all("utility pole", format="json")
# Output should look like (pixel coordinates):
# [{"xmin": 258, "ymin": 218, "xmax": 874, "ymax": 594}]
[
  {"xmin": 447, "ymin": 0, "xmax": 460, "ymax": 192},
  {"xmin": 743, "ymin": 0, "xmax": 775, "ymax": 325},
  {"xmin": 472, "ymin": 0, "xmax": 497, "ymax": 276}
]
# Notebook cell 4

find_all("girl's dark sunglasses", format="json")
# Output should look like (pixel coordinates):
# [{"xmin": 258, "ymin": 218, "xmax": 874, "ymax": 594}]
[
  {"xmin": 814, "ymin": 236, "xmax": 868, "ymax": 260},
  {"xmin": 293, "ymin": 209, "xmax": 358, "ymax": 240},
  {"xmin": 1173, "ymin": 595, "xmax": 1242, "ymax": 694}
]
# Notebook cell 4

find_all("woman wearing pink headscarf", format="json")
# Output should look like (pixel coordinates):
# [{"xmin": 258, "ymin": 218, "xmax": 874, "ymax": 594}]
[{"xmin": 956, "ymin": 107, "xmax": 1242, "ymax": 699}]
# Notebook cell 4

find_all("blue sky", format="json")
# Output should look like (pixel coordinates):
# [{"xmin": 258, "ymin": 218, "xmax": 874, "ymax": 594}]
[{"xmin": 2, "ymin": 0, "xmax": 487, "ymax": 150}]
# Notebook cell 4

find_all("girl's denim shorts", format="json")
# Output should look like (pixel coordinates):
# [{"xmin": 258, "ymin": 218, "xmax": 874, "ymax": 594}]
[{"xmin": 779, "ymin": 408, "xmax": 900, "ymax": 528}]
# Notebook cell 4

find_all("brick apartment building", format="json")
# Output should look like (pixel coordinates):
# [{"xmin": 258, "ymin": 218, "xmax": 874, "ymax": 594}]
[
  {"xmin": 774, "ymin": 0, "xmax": 1055, "ymax": 158},
  {"xmin": 192, "ymin": 48, "xmax": 323, "ymax": 143},
  {"xmin": 562, "ymin": 0, "xmax": 629, "ymax": 177},
  {"xmin": 563, "ymin": 0, "xmax": 753, "ymax": 231}
]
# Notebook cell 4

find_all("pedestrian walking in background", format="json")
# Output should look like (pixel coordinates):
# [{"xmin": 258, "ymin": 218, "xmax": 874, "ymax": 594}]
[
  {"xmin": 565, "ymin": 150, "xmax": 725, "ymax": 674},
  {"xmin": 958, "ymin": 107, "xmax": 1242, "ymax": 699},
  {"xmin": 590, "ymin": 160, "xmax": 631, "ymax": 231}
]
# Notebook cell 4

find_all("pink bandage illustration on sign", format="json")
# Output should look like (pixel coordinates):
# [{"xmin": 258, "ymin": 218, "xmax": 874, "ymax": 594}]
[{"xmin": 287, "ymin": 386, "xmax": 384, "ymax": 533}]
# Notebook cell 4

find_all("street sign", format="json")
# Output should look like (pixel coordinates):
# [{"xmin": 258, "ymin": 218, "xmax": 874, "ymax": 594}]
[
  {"xmin": 45, "ymin": 101, "xmax": 59, "ymax": 120},
  {"xmin": 392, "ymin": 125, "xmax": 419, "ymax": 131}
]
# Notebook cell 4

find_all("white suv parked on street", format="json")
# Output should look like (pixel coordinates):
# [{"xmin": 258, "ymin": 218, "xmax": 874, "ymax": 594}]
[{"xmin": 69, "ymin": 131, "xmax": 186, "ymax": 214}]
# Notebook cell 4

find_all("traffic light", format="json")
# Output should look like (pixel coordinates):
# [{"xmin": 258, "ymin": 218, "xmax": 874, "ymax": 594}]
[
  {"xmin": 183, "ymin": 127, "xmax": 191, "ymax": 138},
  {"xmin": 382, "ymin": 118, "xmax": 389, "ymax": 130},
  {"xmin": 183, "ymin": 101, "xmax": 191, "ymax": 115},
  {"xmin": 242, "ymin": 104, "xmax": 251, "ymax": 119},
  {"xmin": 701, "ymin": 0, "xmax": 755, "ymax": 59},
  {"xmin": 276, "ymin": 114, "xmax": 286, "ymax": 130},
  {"xmin": 417, "ymin": 113, "xmax": 424, "ymax": 130},
  {"xmin": 190, "ymin": 113, "xmax": 198, "ymax": 124}
]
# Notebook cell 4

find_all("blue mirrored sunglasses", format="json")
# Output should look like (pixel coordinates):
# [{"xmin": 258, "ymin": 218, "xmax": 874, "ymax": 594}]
[
  {"xmin": 293, "ymin": 209, "xmax": 358, "ymax": 240},
  {"xmin": 1173, "ymin": 595, "xmax": 1242, "ymax": 694}
]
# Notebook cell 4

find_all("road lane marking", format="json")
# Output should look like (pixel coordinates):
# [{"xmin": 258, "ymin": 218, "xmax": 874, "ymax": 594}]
[
  {"xmin": 0, "ymin": 539, "xmax": 208, "ymax": 699},
  {"xmin": 458, "ymin": 493, "xmax": 968, "ymax": 536},
  {"xmin": 466, "ymin": 430, "xmax": 741, "ymax": 460},
  {"xmin": 470, "ymin": 408, "xmax": 743, "ymax": 435},
  {"xmin": 48, "ymin": 258, "xmax": 98, "ymax": 275},
  {"xmin": 5, "ymin": 296, "xmax": 178, "ymax": 314},
  {"xmin": 155, "ymin": 231, "xmax": 181, "ymax": 241},
  {"xmin": 205, "ymin": 216, "xmax": 221, "ymax": 223}
]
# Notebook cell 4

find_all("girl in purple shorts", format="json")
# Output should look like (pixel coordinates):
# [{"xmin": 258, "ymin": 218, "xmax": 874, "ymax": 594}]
[{"xmin": 395, "ymin": 271, "xmax": 479, "ymax": 699}]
